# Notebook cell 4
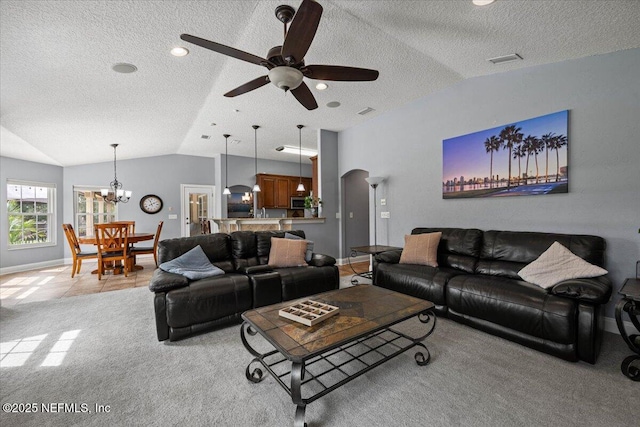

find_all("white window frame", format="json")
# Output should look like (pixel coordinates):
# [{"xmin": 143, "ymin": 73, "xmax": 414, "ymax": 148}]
[
  {"xmin": 7, "ymin": 179, "xmax": 57, "ymax": 250},
  {"xmin": 73, "ymin": 185, "xmax": 118, "ymax": 238}
]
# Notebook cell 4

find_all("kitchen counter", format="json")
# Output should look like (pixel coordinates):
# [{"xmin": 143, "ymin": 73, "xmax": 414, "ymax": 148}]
[{"xmin": 212, "ymin": 217, "xmax": 325, "ymax": 233}]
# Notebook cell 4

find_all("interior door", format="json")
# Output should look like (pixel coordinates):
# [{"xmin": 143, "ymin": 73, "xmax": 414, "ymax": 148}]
[{"xmin": 181, "ymin": 185, "xmax": 215, "ymax": 237}]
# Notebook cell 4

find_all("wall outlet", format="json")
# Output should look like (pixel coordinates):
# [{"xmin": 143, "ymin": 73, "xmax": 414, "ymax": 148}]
[
  {"xmin": 168, "ymin": 214, "xmax": 178, "ymax": 220},
  {"xmin": 380, "ymin": 198, "xmax": 386, "ymax": 206},
  {"xmin": 335, "ymin": 212, "xmax": 340, "ymax": 219},
  {"xmin": 381, "ymin": 211, "xmax": 390, "ymax": 219},
  {"xmin": 349, "ymin": 212, "xmax": 354, "ymax": 218}
]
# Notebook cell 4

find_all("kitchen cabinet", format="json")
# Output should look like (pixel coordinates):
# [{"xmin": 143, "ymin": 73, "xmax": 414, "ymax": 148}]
[{"xmin": 257, "ymin": 174, "xmax": 311, "ymax": 209}]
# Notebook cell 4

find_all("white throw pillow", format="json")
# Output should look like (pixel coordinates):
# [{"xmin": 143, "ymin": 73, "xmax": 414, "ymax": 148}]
[{"xmin": 518, "ymin": 242, "xmax": 607, "ymax": 289}]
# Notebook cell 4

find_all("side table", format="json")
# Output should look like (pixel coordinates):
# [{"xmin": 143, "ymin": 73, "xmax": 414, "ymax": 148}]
[
  {"xmin": 615, "ymin": 278, "xmax": 640, "ymax": 381},
  {"xmin": 349, "ymin": 245, "xmax": 402, "ymax": 284}
]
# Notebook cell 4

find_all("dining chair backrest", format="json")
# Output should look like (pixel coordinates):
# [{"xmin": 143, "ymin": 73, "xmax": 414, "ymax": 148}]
[
  {"xmin": 111, "ymin": 221, "xmax": 135, "ymax": 235},
  {"xmin": 201, "ymin": 219, "xmax": 211, "ymax": 234},
  {"xmin": 94, "ymin": 223, "xmax": 130, "ymax": 256},
  {"xmin": 62, "ymin": 223, "xmax": 80, "ymax": 254}
]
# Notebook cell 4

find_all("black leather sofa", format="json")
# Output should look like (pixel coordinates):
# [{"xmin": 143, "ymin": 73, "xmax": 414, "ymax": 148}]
[
  {"xmin": 149, "ymin": 230, "xmax": 339, "ymax": 341},
  {"xmin": 374, "ymin": 228, "xmax": 612, "ymax": 363}
]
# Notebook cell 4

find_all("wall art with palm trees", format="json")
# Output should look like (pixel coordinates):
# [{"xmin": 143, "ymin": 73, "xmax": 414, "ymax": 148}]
[{"xmin": 442, "ymin": 110, "xmax": 568, "ymax": 199}]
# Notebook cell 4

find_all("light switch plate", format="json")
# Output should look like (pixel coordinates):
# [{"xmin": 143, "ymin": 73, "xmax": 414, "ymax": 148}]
[
  {"xmin": 380, "ymin": 198, "xmax": 386, "ymax": 206},
  {"xmin": 381, "ymin": 211, "xmax": 390, "ymax": 219},
  {"xmin": 168, "ymin": 214, "xmax": 178, "ymax": 220}
]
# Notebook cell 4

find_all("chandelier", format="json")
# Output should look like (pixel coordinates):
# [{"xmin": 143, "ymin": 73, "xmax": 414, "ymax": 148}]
[{"xmin": 101, "ymin": 144, "xmax": 131, "ymax": 203}]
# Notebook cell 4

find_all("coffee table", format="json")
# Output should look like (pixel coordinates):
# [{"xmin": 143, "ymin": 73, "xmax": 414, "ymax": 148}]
[{"xmin": 240, "ymin": 285, "xmax": 436, "ymax": 426}]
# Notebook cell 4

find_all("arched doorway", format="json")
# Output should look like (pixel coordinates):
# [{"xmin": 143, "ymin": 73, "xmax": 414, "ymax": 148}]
[{"xmin": 341, "ymin": 169, "xmax": 370, "ymax": 258}]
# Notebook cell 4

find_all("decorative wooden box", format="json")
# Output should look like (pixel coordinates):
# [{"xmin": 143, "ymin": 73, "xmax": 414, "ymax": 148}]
[{"xmin": 278, "ymin": 300, "xmax": 340, "ymax": 326}]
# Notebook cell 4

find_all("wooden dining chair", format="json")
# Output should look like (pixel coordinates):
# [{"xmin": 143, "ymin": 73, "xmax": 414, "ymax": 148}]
[
  {"xmin": 94, "ymin": 222, "xmax": 132, "ymax": 280},
  {"xmin": 201, "ymin": 219, "xmax": 211, "ymax": 234},
  {"xmin": 62, "ymin": 224, "xmax": 98, "ymax": 278},
  {"xmin": 130, "ymin": 221, "xmax": 163, "ymax": 267}
]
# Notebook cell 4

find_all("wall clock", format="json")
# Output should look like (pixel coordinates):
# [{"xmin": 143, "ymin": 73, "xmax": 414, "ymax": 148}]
[{"xmin": 139, "ymin": 194, "xmax": 163, "ymax": 214}]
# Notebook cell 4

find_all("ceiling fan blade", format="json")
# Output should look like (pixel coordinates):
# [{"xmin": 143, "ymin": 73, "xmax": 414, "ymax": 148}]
[
  {"xmin": 224, "ymin": 76, "xmax": 270, "ymax": 97},
  {"xmin": 180, "ymin": 34, "xmax": 270, "ymax": 67},
  {"xmin": 290, "ymin": 82, "xmax": 318, "ymax": 110},
  {"xmin": 303, "ymin": 65, "xmax": 379, "ymax": 81},
  {"xmin": 281, "ymin": 0, "xmax": 323, "ymax": 64}
]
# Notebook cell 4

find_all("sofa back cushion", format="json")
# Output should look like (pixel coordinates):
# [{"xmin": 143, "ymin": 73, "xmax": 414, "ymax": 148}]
[
  {"xmin": 231, "ymin": 231, "xmax": 259, "ymax": 271},
  {"xmin": 158, "ymin": 233, "xmax": 234, "ymax": 272},
  {"xmin": 478, "ymin": 230, "xmax": 606, "ymax": 279},
  {"xmin": 411, "ymin": 228, "xmax": 483, "ymax": 273}
]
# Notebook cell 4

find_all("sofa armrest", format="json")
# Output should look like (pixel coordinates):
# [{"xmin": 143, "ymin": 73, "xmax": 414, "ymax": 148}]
[
  {"xmin": 238, "ymin": 264, "xmax": 274, "ymax": 275},
  {"xmin": 307, "ymin": 253, "xmax": 336, "ymax": 267},
  {"xmin": 149, "ymin": 269, "xmax": 189, "ymax": 293},
  {"xmin": 550, "ymin": 275, "xmax": 612, "ymax": 305},
  {"xmin": 375, "ymin": 250, "xmax": 402, "ymax": 264}
]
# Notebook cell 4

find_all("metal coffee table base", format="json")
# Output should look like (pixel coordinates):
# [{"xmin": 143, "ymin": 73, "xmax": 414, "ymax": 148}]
[{"xmin": 241, "ymin": 310, "xmax": 436, "ymax": 427}]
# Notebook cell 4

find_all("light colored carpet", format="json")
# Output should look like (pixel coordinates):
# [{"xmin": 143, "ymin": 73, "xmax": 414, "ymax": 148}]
[{"xmin": 0, "ymin": 285, "xmax": 636, "ymax": 427}]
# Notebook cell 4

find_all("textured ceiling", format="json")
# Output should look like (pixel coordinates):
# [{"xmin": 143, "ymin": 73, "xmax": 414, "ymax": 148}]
[{"xmin": 1, "ymin": 0, "xmax": 639, "ymax": 167}]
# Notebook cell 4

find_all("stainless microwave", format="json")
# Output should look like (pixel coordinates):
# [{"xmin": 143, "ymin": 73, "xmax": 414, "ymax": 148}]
[{"xmin": 291, "ymin": 197, "xmax": 305, "ymax": 210}]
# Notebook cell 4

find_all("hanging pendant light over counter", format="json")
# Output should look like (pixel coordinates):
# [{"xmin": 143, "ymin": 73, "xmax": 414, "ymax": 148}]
[
  {"xmin": 252, "ymin": 125, "xmax": 261, "ymax": 192},
  {"xmin": 223, "ymin": 134, "xmax": 231, "ymax": 195},
  {"xmin": 296, "ymin": 125, "xmax": 305, "ymax": 192}
]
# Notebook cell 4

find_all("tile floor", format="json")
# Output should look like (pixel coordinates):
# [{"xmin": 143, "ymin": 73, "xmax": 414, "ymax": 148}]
[{"xmin": 0, "ymin": 257, "xmax": 369, "ymax": 307}]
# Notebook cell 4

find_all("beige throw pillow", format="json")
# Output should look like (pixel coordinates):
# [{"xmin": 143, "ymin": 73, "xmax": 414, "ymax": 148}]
[
  {"xmin": 518, "ymin": 241, "xmax": 608, "ymax": 289},
  {"xmin": 399, "ymin": 232, "xmax": 442, "ymax": 267},
  {"xmin": 268, "ymin": 237, "xmax": 308, "ymax": 268}
]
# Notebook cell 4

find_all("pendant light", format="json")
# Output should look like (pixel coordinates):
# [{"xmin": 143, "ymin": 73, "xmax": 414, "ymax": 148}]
[
  {"xmin": 223, "ymin": 134, "xmax": 231, "ymax": 195},
  {"xmin": 101, "ymin": 144, "xmax": 131, "ymax": 203},
  {"xmin": 252, "ymin": 125, "xmax": 261, "ymax": 192},
  {"xmin": 296, "ymin": 125, "xmax": 305, "ymax": 192}
]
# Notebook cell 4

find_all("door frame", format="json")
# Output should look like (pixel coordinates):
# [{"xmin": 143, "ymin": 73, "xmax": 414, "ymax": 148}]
[{"xmin": 180, "ymin": 184, "xmax": 215, "ymax": 237}]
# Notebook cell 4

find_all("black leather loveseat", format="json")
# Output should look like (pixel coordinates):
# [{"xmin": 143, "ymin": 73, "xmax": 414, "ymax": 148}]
[
  {"xmin": 374, "ymin": 228, "xmax": 612, "ymax": 363},
  {"xmin": 149, "ymin": 230, "xmax": 339, "ymax": 341}
]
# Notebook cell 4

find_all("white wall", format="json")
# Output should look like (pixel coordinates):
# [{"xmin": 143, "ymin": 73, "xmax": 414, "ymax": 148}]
[{"xmin": 338, "ymin": 48, "xmax": 640, "ymax": 318}]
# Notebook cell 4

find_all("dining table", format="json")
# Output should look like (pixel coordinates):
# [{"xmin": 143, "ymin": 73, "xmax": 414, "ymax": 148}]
[{"xmin": 78, "ymin": 232, "xmax": 155, "ymax": 275}]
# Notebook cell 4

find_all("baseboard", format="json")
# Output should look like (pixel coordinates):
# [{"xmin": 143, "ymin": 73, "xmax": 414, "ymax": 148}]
[
  {"xmin": 603, "ymin": 316, "xmax": 633, "ymax": 336},
  {"xmin": 336, "ymin": 255, "xmax": 369, "ymax": 266},
  {"xmin": 0, "ymin": 258, "xmax": 67, "ymax": 276}
]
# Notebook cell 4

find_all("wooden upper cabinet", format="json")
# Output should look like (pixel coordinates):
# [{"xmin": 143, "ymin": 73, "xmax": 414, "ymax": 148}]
[{"xmin": 256, "ymin": 173, "xmax": 310, "ymax": 209}]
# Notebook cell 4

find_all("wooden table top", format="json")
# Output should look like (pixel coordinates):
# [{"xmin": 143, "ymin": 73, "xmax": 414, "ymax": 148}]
[
  {"xmin": 620, "ymin": 278, "xmax": 640, "ymax": 300},
  {"xmin": 242, "ymin": 285, "xmax": 434, "ymax": 362},
  {"xmin": 78, "ymin": 232, "xmax": 154, "ymax": 245}
]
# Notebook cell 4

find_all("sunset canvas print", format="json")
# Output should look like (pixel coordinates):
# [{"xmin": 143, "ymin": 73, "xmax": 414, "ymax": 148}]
[{"xmin": 442, "ymin": 110, "xmax": 568, "ymax": 199}]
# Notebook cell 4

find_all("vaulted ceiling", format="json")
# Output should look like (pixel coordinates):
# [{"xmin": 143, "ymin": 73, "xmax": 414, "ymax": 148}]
[{"xmin": 1, "ymin": 0, "xmax": 639, "ymax": 167}]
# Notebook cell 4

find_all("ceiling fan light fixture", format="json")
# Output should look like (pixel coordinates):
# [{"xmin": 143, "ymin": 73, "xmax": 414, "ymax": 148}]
[
  {"xmin": 268, "ymin": 66, "xmax": 304, "ymax": 92},
  {"xmin": 315, "ymin": 82, "xmax": 328, "ymax": 90},
  {"xmin": 472, "ymin": 0, "xmax": 495, "ymax": 5}
]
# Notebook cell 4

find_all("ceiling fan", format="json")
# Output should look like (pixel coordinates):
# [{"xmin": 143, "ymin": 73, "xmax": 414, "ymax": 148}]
[{"xmin": 180, "ymin": 0, "xmax": 379, "ymax": 110}]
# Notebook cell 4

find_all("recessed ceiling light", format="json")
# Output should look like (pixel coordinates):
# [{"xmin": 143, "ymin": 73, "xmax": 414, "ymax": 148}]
[
  {"xmin": 210, "ymin": 122, "xmax": 217, "ymax": 126},
  {"xmin": 315, "ymin": 83, "xmax": 328, "ymax": 90},
  {"xmin": 112, "ymin": 63, "xmax": 137, "ymax": 74},
  {"xmin": 326, "ymin": 101, "xmax": 341, "ymax": 108},
  {"xmin": 275, "ymin": 145, "xmax": 318, "ymax": 157},
  {"xmin": 231, "ymin": 139, "xmax": 241, "ymax": 145},
  {"xmin": 357, "ymin": 107, "xmax": 375, "ymax": 115},
  {"xmin": 201, "ymin": 135, "xmax": 211, "ymax": 139},
  {"xmin": 170, "ymin": 47, "xmax": 189, "ymax": 57},
  {"xmin": 472, "ymin": 0, "xmax": 495, "ymax": 5}
]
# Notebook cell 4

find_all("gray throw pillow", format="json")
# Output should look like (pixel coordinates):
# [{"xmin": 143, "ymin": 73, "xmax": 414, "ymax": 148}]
[
  {"xmin": 284, "ymin": 232, "xmax": 314, "ymax": 262},
  {"xmin": 159, "ymin": 245, "xmax": 225, "ymax": 280}
]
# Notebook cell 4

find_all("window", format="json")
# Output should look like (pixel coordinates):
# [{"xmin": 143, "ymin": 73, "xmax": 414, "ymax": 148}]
[
  {"xmin": 73, "ymin": 186, "xmax": 117, "ymax": 237},
  {"xmin": 7, "ymin": 180, "xmax": 56, "ymax": 248}
]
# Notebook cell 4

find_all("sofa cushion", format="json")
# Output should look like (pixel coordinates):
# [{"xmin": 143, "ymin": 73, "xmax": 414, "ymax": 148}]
[
  {"xmin": 158, "ymin": 233, "xmax": 234, "ymax": 273},
  {"xmin": 375, "ymin": 263, "xmax": 461, "ymax": 307},
  {"xmin": 268, "ymin": 237, "xmax": 308, "ymax": 268},
  {"xmin": 447, "ymin": 275, "xmax": 577, "ymax": 344},
  {"xmin": 276, "ymin": 265, "xmax": 339, "ymax": 301},
  {"xmin": 400, "ymin": 232, "xmax": 442, "ymax": 266},
  {"xmin": 165, "ymin": 273, "xmax": 251, "ymax": 328},
  {"xmin": 412, "ymin": 228, "xmax": 482, "ymax": 273},
  {"xmin": 518, "ymin": 242, "xmax": 608, "ymax": 288},
  {"xmin": 478, "ymin": 230, "xmax": 606, "ymax": 279},
  {"xmin": 159, "ymin": 245, "xmax": 226, "ymax": 280}
]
